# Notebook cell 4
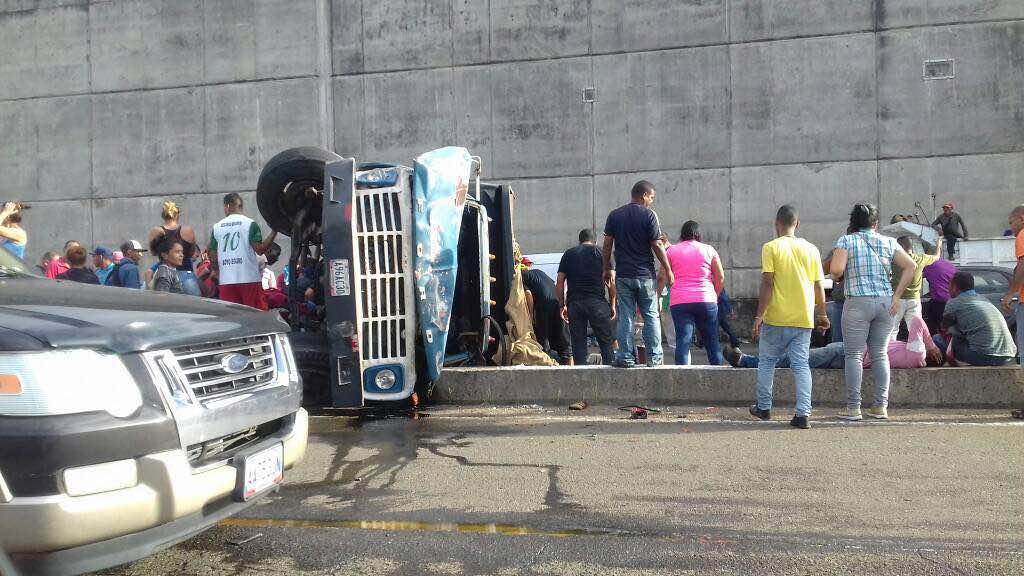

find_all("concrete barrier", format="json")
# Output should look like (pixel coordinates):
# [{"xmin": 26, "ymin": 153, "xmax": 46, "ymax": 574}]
[{"xmin": 434, "ymin": 366, "xmax": 1024, "ymax": 409}]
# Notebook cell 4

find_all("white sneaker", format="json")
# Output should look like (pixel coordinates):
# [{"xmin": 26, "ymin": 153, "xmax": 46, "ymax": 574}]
[
  {"xmin": 838, "ymin": 408, "xmax": 863, "ymax": 421},
  {"xmin": 867, "ymin": 406, "xmax": 889, "ymax": 420}
]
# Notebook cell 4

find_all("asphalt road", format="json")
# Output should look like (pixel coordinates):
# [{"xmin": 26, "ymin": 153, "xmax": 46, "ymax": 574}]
[{"xmin": 101, "ymin": 406, "xmax": 1023, "ymax": 575}]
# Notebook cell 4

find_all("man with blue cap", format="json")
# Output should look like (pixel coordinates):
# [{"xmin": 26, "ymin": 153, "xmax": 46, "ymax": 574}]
[{"xmin": 90, "ymin": 246, "xmax": 115, "ymax": 285}]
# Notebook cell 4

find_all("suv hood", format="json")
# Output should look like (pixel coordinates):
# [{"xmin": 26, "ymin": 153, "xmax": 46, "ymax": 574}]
[{"xmin": 0, "ymin": 277, "xmax": 288, "ymax": 354}]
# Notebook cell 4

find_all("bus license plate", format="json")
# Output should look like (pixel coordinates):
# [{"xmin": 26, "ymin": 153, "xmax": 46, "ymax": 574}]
[
  {"xmin": 330, "ymin": 259, "xmax": 351, "ymax": 296},
  {"xmin": 241, "ymin": 443, "xmax": 283, "ymax": 501}
]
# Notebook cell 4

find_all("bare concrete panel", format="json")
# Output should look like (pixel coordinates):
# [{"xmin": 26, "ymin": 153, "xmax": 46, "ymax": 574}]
[
  {"xmin": 591, "ymin": 0, "xmax": 726, "ymax": 53},
  {"xmin": 594, "ymin": 168, "xmax": 732, "ymax": 263},
  {"xmin": 203, "ymin": 0, "xmax": 317, "ymax": 83},
  {"xmin": 452, "ymin": 0, "xmax": 490, "ymax": 65},
  {"xmin": 89, "ymin": 0, "xmax": 203, "ymax": 91},
  {"xmin": 330, "ymin": 0, "xmax": 363, "ymax": 74},
  {"xmin": 880, "ymin": 153, "xmax": 1024, "ymax": 239},
  {"xmin": 507, "ymin": 176, "xmax": 592, "ymax": 254},
  {"xmin": 0, "ymin": 100, "xmax": 36, "ymax": 200},
  {"xmin": 92, "ymin": 88, "xmax": 205, "ymax": 198},
  {"xmin": 90, "ymin": 195, "xmax": 187, "ymax": 258},
  {"xmin": 491, "ymin": 58, "xmax": 592, "ymax": 178},
  {"xmin": 731, "ymin": 161, "xmax": 877, "ymax": 268},
  {"xmin": 879, "ymin": 0, "xmax": 1024, "ymax": 28},
  {"xmin": 0, "ymin": 97, "xmax": 91, "ymax": 202},
  {"xmin": 0, "ymin": 5, "xmax": 89, "ymax": 99},
  {"xmin": 205, "ymin": 79, "xmax": 323, "ymax": 192},
  {"xmin": 593, "ymin": 47, "xmax": 730, "ymax": 173},
  {"xmin": 489, "ymin": 0, "xmax": 590, "ymax": 61},
  {"xmin": 22, "ymin": 199, "xmax": 92, "ymax": 265},
  {"xmin": 361, "ymin": 0, "xmax": 452, "ymax": 72},
  {"xmin": 452, "ymin": 66, "xmax": 494, "ymax": 177},
  {"xmin": 360, "ymin": 69, "xmax": 455, "ymax": 165},
  {"xmin": 1, "ymin": 1, "xmax": 86, "ymax": 13},
  {"xmin": 332, "ymin": 76, "xmax": 365, "ymax": 158},
  {"xmin": 878, "ymin": 22, "xmax": 1024, "ymax": 158},
  {"xmin": 730, "ymin": 0, "xmax": 875, "ymax": 42},
  {"xmin": 728, "ymin": 267, "xmax": 763, "ymax": 298},
  {"xmin": 732, "ymin": 34, "xmax": 877, "ymax": 165}
]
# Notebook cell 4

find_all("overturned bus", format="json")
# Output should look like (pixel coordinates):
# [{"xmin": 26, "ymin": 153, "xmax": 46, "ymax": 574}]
[{"xmin": 256, "ymin": 147, "xmax": 519, "ymax": 408}]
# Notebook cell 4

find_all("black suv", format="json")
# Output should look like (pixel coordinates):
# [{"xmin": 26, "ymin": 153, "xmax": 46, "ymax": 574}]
[{"xmin": 0, "ymin": 250, "xmax": 308, "ymax": 575}]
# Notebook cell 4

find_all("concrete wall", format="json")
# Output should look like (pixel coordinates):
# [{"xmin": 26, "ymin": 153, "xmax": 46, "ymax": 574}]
[{"xmin": 2, "ymin": 1, "xmax": 1023, "ymax": 294}]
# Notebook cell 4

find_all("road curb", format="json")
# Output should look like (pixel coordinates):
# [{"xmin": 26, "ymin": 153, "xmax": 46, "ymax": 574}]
[{"xmin": 434, "ymin": 366, "xmax": 1024, "ymax": 408}]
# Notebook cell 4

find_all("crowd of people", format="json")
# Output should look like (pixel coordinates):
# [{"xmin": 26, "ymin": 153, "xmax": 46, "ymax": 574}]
[
  {"xmin": 544, "ymin": 181, "xmax": 1023, "ymax": 427},
  {"xmin": 0, "ymin": 195, "xmax": 284, "ymax": 311}
]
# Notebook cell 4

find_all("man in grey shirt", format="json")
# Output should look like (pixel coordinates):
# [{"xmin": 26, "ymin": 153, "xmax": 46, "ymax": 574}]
[
  {"xmin": 937, "ymin": 272, "xmax": 1016, "ymax": 366},
  {"xmin": 932, "ymin": 202, "xmax": 968, "ymax": 260}
]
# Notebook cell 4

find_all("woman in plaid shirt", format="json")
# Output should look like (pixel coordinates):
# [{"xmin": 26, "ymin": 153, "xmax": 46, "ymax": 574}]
[{"xmin": 829, "ymin": 203, "xmax": 917, "ymax": 421}]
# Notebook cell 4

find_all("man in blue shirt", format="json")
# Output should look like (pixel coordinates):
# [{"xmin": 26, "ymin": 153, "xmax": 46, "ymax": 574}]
[
  {"xmin": 602, "ymin": 180, "xmax": 673, "ymax": 367},
  {"xmin": 106, "ymin": 239, "xmax": 146, "ymax": 289},
  {"xmin": 91, "ymin": 246, "xmax": 115, "ymax": 285}
]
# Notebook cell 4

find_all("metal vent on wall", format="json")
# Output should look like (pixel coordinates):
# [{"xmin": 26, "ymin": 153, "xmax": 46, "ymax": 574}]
[
  {"xmin": 582, "ymin": 87, "xmax": 597, "ymax": 103},
  {"xmin": 923, "ymin": 59, "xmax": 954, "ymax": 80}
]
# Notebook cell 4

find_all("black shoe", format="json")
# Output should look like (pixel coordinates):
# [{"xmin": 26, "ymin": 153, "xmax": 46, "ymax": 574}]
[
  {"xmin": 723, "ymin": 344, "xmax": 743, "ymax": 367},
  {"xmin": 790, "ymin": 415, "xmax": 810, "ymax": 429},
  {"xmin": 749, "ymin": 405, "xmax": 770, "ymax": 420},
  {"xmin": 611, "ymin": 359, "xmax": 635, "ymax": 369}
]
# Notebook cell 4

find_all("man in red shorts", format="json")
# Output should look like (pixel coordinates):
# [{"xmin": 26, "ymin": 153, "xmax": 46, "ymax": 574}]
[{"xmin": 209, "ymin": 193, "xmax": 277, "ymax": 310}]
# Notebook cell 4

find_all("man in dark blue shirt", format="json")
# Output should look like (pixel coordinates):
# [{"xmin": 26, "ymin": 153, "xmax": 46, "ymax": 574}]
[
  {"xmin": 602, "ymin": 181, "xmax": 673, "ymax": 367},
  {"xmin": 557, "ymin": 229, "xmax": 616, "ymax": 365},
  {"xmin": 106, "ymin": 239, "xmax": 146, "ymax": 289}
]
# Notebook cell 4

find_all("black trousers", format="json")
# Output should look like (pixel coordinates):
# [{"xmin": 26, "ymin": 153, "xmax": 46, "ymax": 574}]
[
  {"xmin": 945, "ymin": 235, "xmax": 958, "ymax": 260},
  {"xmin": 567, "ymin": 297, "xmax": 614, "ymax": 365},
  {"xmin": 923, "ymin": 299, "xmax": 947, "ymax": 334},
  {"xmin": 534, "ymin": 304, "xmax": 572, "ymax": 364}
]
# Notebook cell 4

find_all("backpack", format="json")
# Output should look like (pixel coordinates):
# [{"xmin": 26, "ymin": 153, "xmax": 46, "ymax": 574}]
[{"xmin": 105, "ymin": 262, "xmax": 125, "ymax": 287}]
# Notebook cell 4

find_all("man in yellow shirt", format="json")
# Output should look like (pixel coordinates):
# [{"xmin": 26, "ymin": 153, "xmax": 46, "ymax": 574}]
[
  {"xmin": 750, "ymin": 205, "xmax": 829, "ymax": 429},
  {"xmin": 889, "ymin": 236, "xmax": 940, "ymax": 340}
]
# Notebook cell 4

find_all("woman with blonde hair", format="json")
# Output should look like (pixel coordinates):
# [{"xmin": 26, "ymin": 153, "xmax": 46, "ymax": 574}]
[{"xmin": 149, "ymin": 200, "xmax": 200, "ymax": 295}]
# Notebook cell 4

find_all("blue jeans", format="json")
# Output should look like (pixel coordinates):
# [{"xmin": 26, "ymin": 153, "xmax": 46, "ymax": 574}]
[
  {"xmin": 740, "ymin": 341, "xmax": 845, "ymax": 370},
  {"xmin": 177, "ymin": 270, "xmax": 202, "ymax": 297},
  {"xmin": 756, "ymin": 325, "xmax": 813, "ymax": 416},
  {"xmin": 1017, "ymin": 304, "xmax": 1024, "ymax": 366},
  {"xmin": 670, "ymin": 302, "xmax": 721, "ymax": 365},
  {"xmin": 615, "ymin": 277, "xmax": 663, "ymax": 366},
  {"xmin": 826, "ymin": 301, "xmax": 844, "ymax": 343},
  {"xmin": 933, "ymin": 334, "xmax": 1016, "ymax": 366}
]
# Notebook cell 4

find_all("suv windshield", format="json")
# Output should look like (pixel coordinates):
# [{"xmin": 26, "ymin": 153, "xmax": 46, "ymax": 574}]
[{"xmin": 0, "ymin": 248, "xmax": 33, "ymax": 277}]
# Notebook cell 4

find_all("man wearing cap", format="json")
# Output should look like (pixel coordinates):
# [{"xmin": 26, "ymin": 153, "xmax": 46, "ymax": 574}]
[
  {"xmin": 932, "ymin": 203, "xmax": 969, "ymax": 261},
  {"xmin": 106, "ymin": 240, "xmax": 146, "ymax": 289},
  {"xmin": 91, "ymin": 247, "xmax": 115, "ymax": 285}
]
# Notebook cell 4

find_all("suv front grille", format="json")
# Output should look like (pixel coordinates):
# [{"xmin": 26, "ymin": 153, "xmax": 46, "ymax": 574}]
[{"xmin": 170, "ymin": 335, "xmax": 276, "ymax": 400}]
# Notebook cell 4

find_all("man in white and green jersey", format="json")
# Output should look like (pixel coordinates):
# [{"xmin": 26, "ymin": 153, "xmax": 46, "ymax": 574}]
[{"xmin": 210, "ymin": 193, "xmax": 277, "ymax": 310}]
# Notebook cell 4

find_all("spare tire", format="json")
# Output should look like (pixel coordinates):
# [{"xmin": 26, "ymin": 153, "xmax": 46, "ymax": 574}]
[{"xmin": 257, "ymin": 147, "xmax": 343, "ymax": 236}]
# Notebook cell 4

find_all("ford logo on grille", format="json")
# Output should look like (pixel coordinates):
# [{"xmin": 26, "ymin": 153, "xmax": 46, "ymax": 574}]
[{"xmin": 219, "ymin": 353, "xmax": 250, "ymax": 374}]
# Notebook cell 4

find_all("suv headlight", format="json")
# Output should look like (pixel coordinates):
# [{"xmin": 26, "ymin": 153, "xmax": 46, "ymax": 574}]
[
  {"xmin": 0, "ymin": 350, "xmax": 142, "ymax": 418},
  {"xmin": 275, "ymin": 334, "xmax": 300, "ymax": 385}
]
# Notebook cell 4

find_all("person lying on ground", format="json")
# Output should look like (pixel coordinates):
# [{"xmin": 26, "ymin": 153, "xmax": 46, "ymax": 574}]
[{"xmin": 726, "ymin": 316, "xmax": 944, "ymax": 369}]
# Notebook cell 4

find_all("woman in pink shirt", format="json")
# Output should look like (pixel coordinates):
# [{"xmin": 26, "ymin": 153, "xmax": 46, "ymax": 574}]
[{"xmin": 662, "ymin": 221, "xmax": 725, "ymax": 365}]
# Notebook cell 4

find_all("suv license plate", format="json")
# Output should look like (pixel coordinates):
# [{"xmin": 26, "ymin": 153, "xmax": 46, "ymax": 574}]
[{"xmin": 241, "ymin": 443, "xmax": 283, "ymax": 501}]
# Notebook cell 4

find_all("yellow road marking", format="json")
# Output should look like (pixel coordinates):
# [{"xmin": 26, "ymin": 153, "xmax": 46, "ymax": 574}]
[{"xmin": 220, "ymin": 518, "xmax": 614, "ymax": 538}]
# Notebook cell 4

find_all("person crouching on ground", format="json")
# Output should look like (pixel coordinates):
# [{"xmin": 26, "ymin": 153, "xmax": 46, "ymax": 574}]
[
  {"xmin": 830, "ymin": 203, "xmax": 917, "ymax": 421},
  {"xmin": 749, "ymin": 205, "xmax": 828, "ymax": 430},
  {"xmin": 152, "ymin": 236, "xmax": 185, "ymax": 294},
  {"xmin": 938, "ymin": 272, "xmax": 1017, "ymax": 366}
]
